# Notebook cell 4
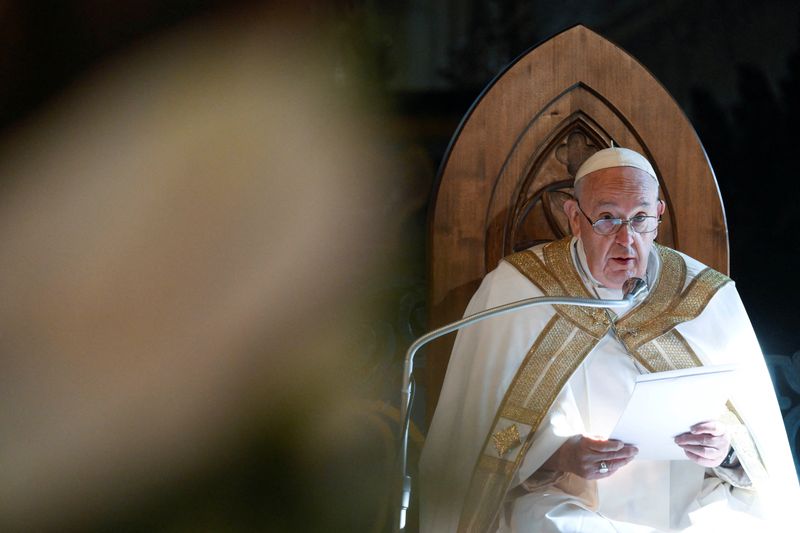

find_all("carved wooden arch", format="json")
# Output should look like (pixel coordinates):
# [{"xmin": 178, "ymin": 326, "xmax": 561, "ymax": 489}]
[{"xmin": 427, "ymin": 25, "xmax": 728, "ymax": 421}]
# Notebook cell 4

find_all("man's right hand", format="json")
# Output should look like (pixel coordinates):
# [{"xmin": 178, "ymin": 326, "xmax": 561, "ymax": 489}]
[{"xmin": 540, "ymin": 435, "xmax": 638, "ymax": 480}]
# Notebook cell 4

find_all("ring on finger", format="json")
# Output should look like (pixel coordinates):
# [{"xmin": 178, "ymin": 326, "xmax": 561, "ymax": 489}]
[{"xmin": 598, "ymin": 461, "xmax": 609, "ymax": 474}]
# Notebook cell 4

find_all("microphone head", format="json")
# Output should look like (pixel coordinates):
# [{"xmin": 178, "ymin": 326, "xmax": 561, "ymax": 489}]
[{"xmin": 622, "ymin": 277, "xmax": 647, "ymax": 301}]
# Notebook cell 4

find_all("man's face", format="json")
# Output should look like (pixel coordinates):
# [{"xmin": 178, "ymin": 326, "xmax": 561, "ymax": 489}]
[{"xmin": 564, "ymin": 167, "xmax": 664, "ymax": 290}]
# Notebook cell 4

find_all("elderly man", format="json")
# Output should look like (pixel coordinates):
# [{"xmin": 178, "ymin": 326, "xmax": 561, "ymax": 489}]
[{"xmin": 419, "ymin": 147, "xmax": 799, "ymax": 532}]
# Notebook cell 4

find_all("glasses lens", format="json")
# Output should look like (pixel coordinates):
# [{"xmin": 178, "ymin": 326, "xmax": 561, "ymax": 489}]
[
  {"xmin": 593, "ymin": 219, "xmax": 618, "ymax": 235},
  {"xmin": 631, "ymin": 216, "xmax": 658, "ymax": 233},
  {"xmin": 592, "ymin": 216, "xmax": 659, "ymax": 235}
]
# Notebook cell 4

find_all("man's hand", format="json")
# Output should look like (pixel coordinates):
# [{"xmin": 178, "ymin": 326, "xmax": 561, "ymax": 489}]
[
  {"xmin": 541, "ymin": 435, "xmax": 638, "ymax": 480},
  {"xmin": 674, "ymin": 420, "xmax": 731, "ymax": 467}
]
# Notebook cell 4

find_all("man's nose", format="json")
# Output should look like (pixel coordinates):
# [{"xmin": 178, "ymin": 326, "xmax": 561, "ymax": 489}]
[{"xmin": 615, "ymin": 221, "xmax": 635, "ymax": 245}]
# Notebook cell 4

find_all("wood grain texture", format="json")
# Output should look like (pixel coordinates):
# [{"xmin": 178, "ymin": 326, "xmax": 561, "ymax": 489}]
[{"xmin": 426, "ymin": 25, "xmax": 727, "ymax": 422}]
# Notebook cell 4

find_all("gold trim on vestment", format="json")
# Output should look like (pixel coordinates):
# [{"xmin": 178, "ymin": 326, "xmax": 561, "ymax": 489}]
[
  {"xmin": 492, "ymin": 424, "xmax": 522, "ymax": 458},
  {"xmin": 721, "ymin": 401, "xmax": 768, "ymax": 489},
  {"xmin": 457, "ymin": 314, "xmax": 601, "ymax": 532},
  {"xmin": 506, "ymin": 244, "xmax": 610, "ymax": 337},
  {"xmin": 544, "ymin": 239, "xmax": 614, "ymax": 337},
  {"xmin": 456, "ymin": 237, "xmax": 735, "ymax": 532},
  {"xmin": 618, "ymin": 263, "xmax": 730, "ymax": 350}
]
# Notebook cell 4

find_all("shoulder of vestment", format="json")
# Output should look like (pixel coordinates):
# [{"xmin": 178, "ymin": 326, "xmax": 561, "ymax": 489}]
[{"xmin": 655, "ymin": 243, "xmax": 731, "ymax": 288}]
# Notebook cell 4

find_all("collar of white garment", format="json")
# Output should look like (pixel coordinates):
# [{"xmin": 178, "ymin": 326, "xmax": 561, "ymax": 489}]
[{"xmin": 571, "ymin": 237, "xmax": 658, "ymax": 304}]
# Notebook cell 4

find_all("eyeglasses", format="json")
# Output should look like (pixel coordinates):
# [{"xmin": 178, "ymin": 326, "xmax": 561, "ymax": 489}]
[{"xmin": 577, "ymin": 203, "xmax": 661, "ymax": 235}]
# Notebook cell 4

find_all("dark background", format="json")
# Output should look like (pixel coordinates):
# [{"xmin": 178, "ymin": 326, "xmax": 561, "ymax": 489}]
[{"xmin": 0, "ymin": 1, "xmax": 797, "ymax": 531}]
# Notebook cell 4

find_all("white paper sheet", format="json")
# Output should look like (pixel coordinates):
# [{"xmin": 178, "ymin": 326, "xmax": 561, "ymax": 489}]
[{"xmin": 609, "ymin": 364, "xmax": 737, "ymax": 460}]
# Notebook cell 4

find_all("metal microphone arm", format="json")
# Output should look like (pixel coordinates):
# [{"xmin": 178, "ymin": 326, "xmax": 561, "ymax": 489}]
[{"xmin": 395, "ymin": 277, "xmax": 647, "ymax": 532}]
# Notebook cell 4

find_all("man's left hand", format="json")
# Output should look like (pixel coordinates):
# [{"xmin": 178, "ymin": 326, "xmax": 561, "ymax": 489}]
[{"xmin": 674, "ymin": 420, "xmax": 730, "ymax": 467}]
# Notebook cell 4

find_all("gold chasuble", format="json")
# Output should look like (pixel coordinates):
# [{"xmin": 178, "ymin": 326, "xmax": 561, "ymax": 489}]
[{"xmin": 455, "ymin": 237, "xmax": 759, "ymax": 532}]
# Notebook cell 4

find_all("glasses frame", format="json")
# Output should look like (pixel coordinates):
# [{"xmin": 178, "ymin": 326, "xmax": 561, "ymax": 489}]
[{"xmin": 576, "ymin": 202, "xmax": 662, "ymax": 236}]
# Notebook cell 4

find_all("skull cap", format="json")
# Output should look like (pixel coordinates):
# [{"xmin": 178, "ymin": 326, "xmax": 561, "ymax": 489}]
[{"xmin": 574, "ymin": 146, "xmax": 657, "ymax": 184}]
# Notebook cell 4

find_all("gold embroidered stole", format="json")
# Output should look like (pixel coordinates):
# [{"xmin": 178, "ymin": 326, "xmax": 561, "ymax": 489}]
[{"xmin": 456, "ymin": 238, "xmax": 736, "ymax": 532}]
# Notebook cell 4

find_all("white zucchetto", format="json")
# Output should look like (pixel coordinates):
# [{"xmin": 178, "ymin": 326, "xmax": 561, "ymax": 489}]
[{"xmin": 574, "ymin": 146, "xmax": 658, "ymax": 184}]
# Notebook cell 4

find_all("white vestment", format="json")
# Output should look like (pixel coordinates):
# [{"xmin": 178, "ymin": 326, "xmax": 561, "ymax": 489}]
[{"xmin": 420, "ymin": 239, "xmax": 799, "ymax": 532}]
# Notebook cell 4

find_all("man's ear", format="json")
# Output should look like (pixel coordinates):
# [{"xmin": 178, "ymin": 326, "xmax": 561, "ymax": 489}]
[
  {"xmin": 657, "ymin": 199, "xmax": 665, "ymax": 217},
  {"xmin": 563, "ymin": 198, "xmax": 581, "ymax": 237}
]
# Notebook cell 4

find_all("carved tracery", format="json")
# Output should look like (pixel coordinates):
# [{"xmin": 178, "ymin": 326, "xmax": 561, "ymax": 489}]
[{"xmin": 510, "ymin": 126, "xmax": 603, "ymax": 251}]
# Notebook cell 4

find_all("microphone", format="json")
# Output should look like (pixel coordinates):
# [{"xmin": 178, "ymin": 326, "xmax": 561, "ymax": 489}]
[
  {"xmin": 623, "ymin": 276, "xmax": 648, "ymax": 301},
  {"xmin": 395, "ymin": 277, "xmax": 647, "ymax": 531}
]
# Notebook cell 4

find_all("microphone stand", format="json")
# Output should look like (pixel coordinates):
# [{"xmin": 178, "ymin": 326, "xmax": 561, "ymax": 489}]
[{"xmin": 395, "ymin": 278, "xmax": 647, "ymax": 532}]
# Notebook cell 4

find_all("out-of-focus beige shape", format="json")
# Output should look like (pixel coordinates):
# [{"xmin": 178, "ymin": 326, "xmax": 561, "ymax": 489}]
[{"xmin": 0, "ymin": 7, "xmax": 390, "ymax": 530}]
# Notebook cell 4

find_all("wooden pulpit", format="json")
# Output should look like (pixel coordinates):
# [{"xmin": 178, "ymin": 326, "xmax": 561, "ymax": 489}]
[{"xmin": 426, "ymin": 25, "xmax": 729, "ymax": 422}]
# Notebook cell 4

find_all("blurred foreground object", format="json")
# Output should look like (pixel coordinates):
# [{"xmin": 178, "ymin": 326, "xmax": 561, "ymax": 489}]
[{"xmin": 0, "ymin": 5, "xmax": 395, "ymax": 531}]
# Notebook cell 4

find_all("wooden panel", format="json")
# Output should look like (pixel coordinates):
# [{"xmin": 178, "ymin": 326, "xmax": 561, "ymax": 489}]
[{"xmin": 427, "ymin": 25, "xmax": 727, "ymax": 421}]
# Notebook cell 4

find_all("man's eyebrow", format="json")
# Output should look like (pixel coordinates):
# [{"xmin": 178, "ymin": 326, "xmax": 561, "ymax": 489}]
[{"xmin": 594, "ymin": 198, "xmax": 653, "ymax": 210}]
